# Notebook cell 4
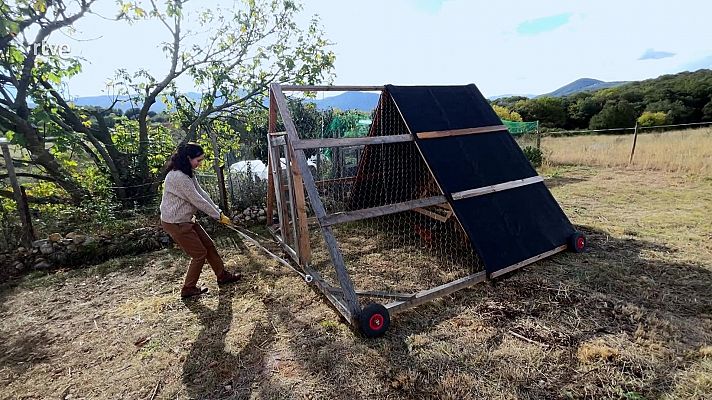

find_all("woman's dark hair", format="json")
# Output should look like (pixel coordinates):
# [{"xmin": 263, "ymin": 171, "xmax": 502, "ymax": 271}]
[{"xmin": 166, "ymin": 142, "xmax": 204, "ymax": 177}]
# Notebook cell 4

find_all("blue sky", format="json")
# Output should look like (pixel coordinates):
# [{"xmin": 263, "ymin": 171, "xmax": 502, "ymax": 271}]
[{"xmin": 63, "ymin": 0, "xmax": 712, "ymax": 97}]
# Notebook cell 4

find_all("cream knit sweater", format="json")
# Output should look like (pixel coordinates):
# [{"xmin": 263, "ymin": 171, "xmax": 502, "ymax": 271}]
[{"xmin": 160, "ymin": 170, "xmax": 221, "ymax": 223}]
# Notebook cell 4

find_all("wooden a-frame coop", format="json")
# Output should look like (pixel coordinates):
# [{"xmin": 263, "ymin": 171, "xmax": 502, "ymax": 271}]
[{"xmin": 266, "ymin": 83, "xmax": 586, "ymax": 337}]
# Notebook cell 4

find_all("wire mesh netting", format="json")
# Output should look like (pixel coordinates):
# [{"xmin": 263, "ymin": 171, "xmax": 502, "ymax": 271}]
[{"xmin": 275, "ymin": 92, "xmax": 484, "ymax": 300}]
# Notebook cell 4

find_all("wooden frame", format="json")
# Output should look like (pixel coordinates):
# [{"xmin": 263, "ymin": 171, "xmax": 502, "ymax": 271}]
[
  {"xmin": 451, "ymin": 176, "xmax": 544, "ymax": 201},
  {"xmin": 265, "ymin": 83, "xmax": 571, "ymax": 333},
  {"xmin": 416, "ymin": 125, "xmax": 507, "ymax": 139}
]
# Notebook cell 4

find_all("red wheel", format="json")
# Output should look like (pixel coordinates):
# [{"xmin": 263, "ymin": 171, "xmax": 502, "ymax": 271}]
[
  {"xmin": 569, "ymin": 232, "xmax": 587, "ymax": 253},
  {"xmin": 369, "ymin": 313, "xmax": 385, "ymax": 331},
  {"xmin": 359, "ymin": 303, "xmax": 390, "ymax": 338}
]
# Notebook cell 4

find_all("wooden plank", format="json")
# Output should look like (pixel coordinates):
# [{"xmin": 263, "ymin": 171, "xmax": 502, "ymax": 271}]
[
  {"xmin": 272, "ymin": 135, "xmax": 286, "ymax": 146},
  {"xmin": 280, "ymin": 85, "xmax": 383, "ymax": 92},
  {"xmin": 489, "ymin": 245, "xmax": 568, "ymax": 279},
  {"xmin": 266, "ymin": 93, "xmax": 278, "ymax": 224},
  {"xmin": 327, "ymin": 287, "xmax": 415, "ymax": 301},
  {"xmin": 385, "ymin": 272, "xmax": 487, "ymax": 314},
  {"xmin": 267, "ymin": 225, "xmax": 299, "ymax": 263},
  {"xmin": 451, "ymin": 176, "xmax": 544, "ymax": 201},
  {"xmin": 271, "ymin": 83, "xmax": 361, "ymax": 316},
  {"xmin": 269, "ymin": 140, "xmax": 290, "ymax": 245},
  {"xmin": 1, "ymin": 142, "xmax": 34, "ymax": 247},
  {"xmin": 322, "ymin": 196, "xmax": 447, "ymax": 227},
  {"xmin": 292, "ymin": 134, "xmax": 413, "ymax": 150},
  {"xmin": 302, "ymin": 265, "xmax": 353, "ymax": 323},
  {"xmin": 413, "ymin": 206, "xmax": 452, "ymax": 223},
  {"xmin": 282, "ymin": 143, "xmax": 300, "ymax": 259},
  {"xmin": 416, "ymin": 125, "xmax": 507, "ymax": 139},
  {"xmin": 285, "ymin": 140, "xmax": 312, "ymax": 265}
]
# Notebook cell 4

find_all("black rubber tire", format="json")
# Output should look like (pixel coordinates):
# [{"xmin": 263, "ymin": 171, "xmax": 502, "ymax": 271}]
[
  {"xmin": 569, "ymin": 231, "xmax": 587, "ymax": 253},
  {"xmin": 358, "ymin": 303, "xmax": 390, "ymax": 338}
]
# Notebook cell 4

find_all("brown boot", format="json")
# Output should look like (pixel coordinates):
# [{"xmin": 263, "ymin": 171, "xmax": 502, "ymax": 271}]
[
  {"xmin": 181, "ymin": 286, "xmax": 208, "ymax": 298},
  {"xmin": 217, "ymin": 271, "xmax": 241, "ymax": 286}
]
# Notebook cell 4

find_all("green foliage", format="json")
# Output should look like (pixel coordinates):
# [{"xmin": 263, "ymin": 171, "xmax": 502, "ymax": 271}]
[
  {"xmin": 637, "ymin": 111, "xmax": 669, "ymax": 127},
  {"xmin": 512, "ymin": 97, "xmax": 567, "ymax": 128},
  {"xmin": 589, "ymin": 100, "xmax": 638, "ymax": 130},
  {"xmin": 493, "ymin": 69, "xmax": 712, "ymax": 130},
  {"xmin": 522, "ymin": 146, "xmax": 543, "ymax": 168},
  {"xmin": 492, "ymin": 104, "xmax": 522, "ymax": 122}
]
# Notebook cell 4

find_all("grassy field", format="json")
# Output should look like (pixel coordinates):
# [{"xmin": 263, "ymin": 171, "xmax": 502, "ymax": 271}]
[
  {"xmin": 1, "ymin": 163, "xmax": 711, "ymax": 398},
  {"xmin": 542, "ymin": 127, "xmax": 712, "ymax": 175}
]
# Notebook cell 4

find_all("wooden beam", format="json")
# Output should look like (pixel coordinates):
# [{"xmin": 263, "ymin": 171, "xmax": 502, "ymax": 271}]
[
  {"xmin": 266, "ymin": 93, "xmax": 278, "ymax": 225},
  {"xmin": 328, "ymin": 287, "xmax": 415, "ymax": 301},
  {"xmin": 489, "ymin": 245, "xmax": 568, "ymax": 279},
  {"xmin": 322, "ymin": 196, "xmax": 447, "ymax": 227},
  {"xmin": 283, "ymin": 142, "xmax": 300, "ymax": 258},
  {"xmin": 416, "ymin": 125, "xmax": 507, "ymax": 139},
  {"xmin": 385, "ymin": 272, "xmax": 487, "ymax": 314},
  {"xmin": 280, "ymin": 85, "xmax": 384, "ymax": 92},
  {"xmin": 292, "ymin": 134, "xmax": 413, "ymax": 150},
  {"xmin": 272, "ymin": 136, "xmax": 286, "ymax": 146},
  {"xmin": 302, "ymin": 265, "xmax": 353, "ymax": 322},
  {"xmin": 269, "ymin": 140, "xmax": 290, "ymax": 245},
  {"xmin": 413, "ymin": 206, "xmax": 452, "ymax": 222},
  {"xmin": 271, "ymin": 83, "xmax": 361, "ymax": 318},
  {"xmin": 286, "ymin": 138, "xmax": 312, "ymax": 265},
  {"xmin": 1, "ymin": 142, "xmax": 34, "ymax": 247},
  {"xmin": 451, "ymin": 176, "xmax": 544, "ymax": 201},
  {"xmin": 267, "ymin": 225, "xmax": 299, "ymax": 264}
]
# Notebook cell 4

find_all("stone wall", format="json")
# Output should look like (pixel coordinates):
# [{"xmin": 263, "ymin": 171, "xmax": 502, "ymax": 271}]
[{"xmin": 0, "ymin": 226, "xmax": 172, "ymax": 281}]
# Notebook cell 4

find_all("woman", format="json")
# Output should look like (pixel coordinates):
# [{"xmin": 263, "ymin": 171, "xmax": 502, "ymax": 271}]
[{"xmin": 160, "ymin": 142, "xmax": 240, "ymax": 298}]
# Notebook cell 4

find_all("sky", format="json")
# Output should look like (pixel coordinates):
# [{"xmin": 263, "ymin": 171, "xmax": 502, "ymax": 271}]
[{"xmin": 59, "ymin": 0, "xmax": 712, "ymax": 98}]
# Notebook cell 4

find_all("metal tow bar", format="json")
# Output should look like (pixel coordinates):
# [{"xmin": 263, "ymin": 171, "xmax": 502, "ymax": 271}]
[{"xmin": 222, "ymin": 223, "xmax": 313, "ymax": 283}]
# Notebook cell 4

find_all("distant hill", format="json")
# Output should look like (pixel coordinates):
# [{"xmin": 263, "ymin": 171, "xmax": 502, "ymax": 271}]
[
  {"xmin": 487, "ymin": 93, "xmax": 535, "ymax": 101},
  {"xmin": 68, "ymin": 92, "xmax": 205, "ymax": 113},
  {"xmin": 308, "ymin": 92, "xmax": 379, "ymax": 112},
  {"xmin": 540, "ymin": 78, "xmax": 628, "ymax": 98},
  {"xmin": 65, "ymin": 79, "xmax": 629, "ymax": 112}
]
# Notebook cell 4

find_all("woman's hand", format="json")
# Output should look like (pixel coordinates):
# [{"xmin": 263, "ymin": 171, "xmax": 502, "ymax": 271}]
[{"xmin": 219, "ymin": 213, "xmax": 232, "ymax": 225}]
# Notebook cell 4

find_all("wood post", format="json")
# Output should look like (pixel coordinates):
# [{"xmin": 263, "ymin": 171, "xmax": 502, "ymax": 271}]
[
  {"xmin": 266, "ymin": 91, "xmax": 278, "ymax": 225},
  {"xmin": 270, "ymin": 83, "xmax": 359, "ymax": 319},
  {"xmin": 629, "ymin": 122, "xmax": 639, "ymax": 165},
  {"xmin": 1, "ymin": 140, "xmax": 35, "ymax": 247},
  {"xmin": 536, "ymin": 121, "xmax": 541, "ymax": 149}
]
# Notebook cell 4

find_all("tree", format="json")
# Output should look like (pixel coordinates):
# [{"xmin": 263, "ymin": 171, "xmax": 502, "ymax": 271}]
[
  {"xmin": 492, "ymin": 104, "xmax": 522, "ymax": 121},
  {"xmin": 589, "ymin": 100, "xmax": 637, "ymax": 129},
  {"xmin": 1, "ymin": 0, "xmax": 335, "ymax": 206},
  {"xmin": 513, "ymin": 97, "xmax": 567, "ymax": 128},
  {"xmin": 0, "ymin": 0, "xmax": 96, "ymax": 204},
  {"xmin": 114, "ymin": 0, "xmax": 336, "ymax": 199},
  {"xmin": 637, "ymin": 111, "xmax": 668, "ymax": 127}
]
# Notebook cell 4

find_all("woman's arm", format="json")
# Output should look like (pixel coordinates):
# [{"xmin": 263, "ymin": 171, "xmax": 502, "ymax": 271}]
[
  {"xmin": 192, "ymin": 176, "xmax": 220, "ymax": 211},
  {"xmin": 173, "ymin": 174, "xmax": 221, "ymax": 219}
]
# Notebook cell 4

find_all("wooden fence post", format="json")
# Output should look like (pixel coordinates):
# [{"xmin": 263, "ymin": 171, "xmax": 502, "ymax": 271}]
[
  {"xmin": 629, "ymin": 122, "xmax": 639, "ymax": 165},
  {"xmin": 1, "ymin": 139, "xmax": 35, "ymax": 248}
]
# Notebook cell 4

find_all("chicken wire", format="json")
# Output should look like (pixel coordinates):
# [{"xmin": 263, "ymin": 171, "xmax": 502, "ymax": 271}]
[{"xmin": 275, "ymin": 92, "xmax": 483, "ymax": 299}]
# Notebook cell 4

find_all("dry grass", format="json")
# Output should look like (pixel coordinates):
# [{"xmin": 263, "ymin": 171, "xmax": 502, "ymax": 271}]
[
  {"xmin": 542, "ymin": 127, "xmax": 712, "ymax": 176},
  {"xmin": 1, "ymin": 165, "xmax": 711, "ymax": 399}
]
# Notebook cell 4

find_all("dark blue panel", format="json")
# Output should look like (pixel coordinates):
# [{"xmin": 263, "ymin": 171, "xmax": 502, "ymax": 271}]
[
  {"xmin": 387, "ymin": 84, "xmax": 502, "ymax": 132},
  {"xmin": 454, "ymin": 183, "xmax": 576, "ymax": 272},
  {"xmin": 386, "ymin": 84, "xmax": 576, "ymax": 274}
]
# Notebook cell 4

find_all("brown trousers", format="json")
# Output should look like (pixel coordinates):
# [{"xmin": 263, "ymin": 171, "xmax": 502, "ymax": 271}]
[{"xmin": 161, "ymin": 221, "xmax": 226, "ymax": 289}]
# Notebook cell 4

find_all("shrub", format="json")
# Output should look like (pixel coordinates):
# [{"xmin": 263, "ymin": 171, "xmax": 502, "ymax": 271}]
[{"xmin": 522, "ymin": 146, "xmax": 543, "ymax": 168}]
